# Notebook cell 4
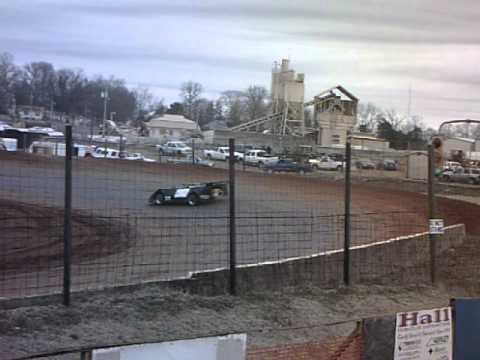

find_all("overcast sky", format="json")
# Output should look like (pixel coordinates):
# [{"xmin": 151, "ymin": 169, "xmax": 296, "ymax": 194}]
[{"xmin": 2, "ymin": 0, "xmax": 480, "ymax": 127}]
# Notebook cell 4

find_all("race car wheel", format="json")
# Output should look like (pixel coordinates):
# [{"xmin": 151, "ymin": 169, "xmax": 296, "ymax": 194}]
[
  {"xmin": 186, "ymin": 193, "xmax": 199, "ymax": 206},
  {"xmin": 153, "ymin": 192, "xmax": 164, "ymax": 205}
]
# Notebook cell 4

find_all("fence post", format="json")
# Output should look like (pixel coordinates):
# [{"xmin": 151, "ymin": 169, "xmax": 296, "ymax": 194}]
[
  {"xmin": 344, "ymin": 135, "xmax": 352, "ymax": 286},
  {"xmin": 80, "ymin": 351, "xmax": 92, "ymax": 360},
  {"xmin": 192, "ymin": 138, "xmax": 195, "ymax": 165},
  {"xmin": 63, "ymin": 124, "xmax": 73, "ymax": 306},
  {"xmin": 427, "ymin": 144, "xmax": 436, "ymax": 284},
  {"xmin": 228, "ymin": 138, "xmax": 237, "ymax": 295}
]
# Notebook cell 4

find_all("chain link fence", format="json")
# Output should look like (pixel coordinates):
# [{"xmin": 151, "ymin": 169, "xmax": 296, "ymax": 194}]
[{"xmin": 0, "ymin": 127, "xmax": 462, "ymax": 301}]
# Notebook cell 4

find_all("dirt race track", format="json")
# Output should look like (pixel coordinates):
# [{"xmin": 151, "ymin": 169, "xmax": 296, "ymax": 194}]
[{"xmin": 1, "ymin": 151, "xmax": 480, "ymax": 299}]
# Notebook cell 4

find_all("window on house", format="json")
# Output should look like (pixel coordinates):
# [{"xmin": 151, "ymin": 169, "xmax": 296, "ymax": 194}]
[{"xmin": 331, "ymin": 134, "xmax": 340, "ymax": 144}]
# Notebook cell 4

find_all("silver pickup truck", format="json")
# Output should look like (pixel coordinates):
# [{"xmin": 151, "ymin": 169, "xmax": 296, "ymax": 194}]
[{"xmin": 442, "ymin": 168, "xmax": 480, "ymax": 185}]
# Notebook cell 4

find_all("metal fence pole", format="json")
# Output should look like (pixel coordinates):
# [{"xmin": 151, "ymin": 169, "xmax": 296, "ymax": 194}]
[
  {"xmin": 344, "ymin": 137, "xmax": 352, "ymax": 286},
  {"xmin": 80, "ymin": 351, "xmax": 92, "ymax": 360},
  {"xmin": 428, "ymin": 144, "xmax": 436, "ymax": 284},
  {"xmin": 192, "ymin": 138, "xmax": 195, "ymax": 165},
  {"xmin": 63, "ymin": 124, "xmax": 73, "ymax": 306},
  {"xmin": 228, "ymin": 138, "xmax": 237, "ymax": 295}
]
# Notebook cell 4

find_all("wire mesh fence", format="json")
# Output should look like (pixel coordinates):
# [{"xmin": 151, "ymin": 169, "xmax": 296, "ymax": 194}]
[{"xmin": 0, "ymin": 130, "xmax": 452, "ymax": 300}]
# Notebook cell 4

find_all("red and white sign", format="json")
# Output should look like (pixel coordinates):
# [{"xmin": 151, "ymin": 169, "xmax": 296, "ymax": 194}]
[{"xmin": 394, "ymin": 307, "xmax": 452, "ymax": 360}]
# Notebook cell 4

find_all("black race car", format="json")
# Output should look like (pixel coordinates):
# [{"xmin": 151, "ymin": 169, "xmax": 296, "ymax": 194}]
[{"xmin": 148, "ymin": 182, "xmax": 228, "ymax": 206}]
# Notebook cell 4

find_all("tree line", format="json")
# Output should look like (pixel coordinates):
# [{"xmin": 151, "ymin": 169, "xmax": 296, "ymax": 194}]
[
  {"xmin": 356, "ymin": 102, "xmax": 433, "ymax": 150},
  {"xmin": 0, "ymin": 52, "xmax": 137, "ymax": 123},
  {"xmin": 0, "ymin": 52, "xmax": 270, "ymax": 130},
  {"xmin": 143, "ymin": 81, "xmax": 270, "ymax": 129}
]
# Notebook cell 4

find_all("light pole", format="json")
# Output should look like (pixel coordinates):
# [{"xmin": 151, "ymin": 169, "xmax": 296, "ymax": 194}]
[
  {"xmin": 428, "ymin": 119, "xmax": 480, "ymax": 284},
  {"xmin": 50, "ymin": 101, "xmax": 55, "ymax": 121},
  {"xmin": 101, "ymin": 89, "xmax": 109, "ymax": 137}
]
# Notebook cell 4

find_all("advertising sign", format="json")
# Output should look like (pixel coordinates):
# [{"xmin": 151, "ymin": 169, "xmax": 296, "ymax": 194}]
[
  {"xmin": 92, "ymin": 334, "xmax": 247, "ymax": 360},
  {"xmin": 429, "ymin": 219, "xmax": 445, "ymax": 235},
  {"xmin": 394, "ymin": 307, "xmax": 452, "ymax": 360}
]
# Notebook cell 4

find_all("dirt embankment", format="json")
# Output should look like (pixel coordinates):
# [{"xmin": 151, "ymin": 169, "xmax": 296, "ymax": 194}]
[{"xmin": 0, "ymin": 199, "xmax": 131, "ymax": 272}]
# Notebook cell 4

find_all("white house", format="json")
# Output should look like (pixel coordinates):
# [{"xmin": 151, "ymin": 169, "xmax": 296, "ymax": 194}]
[
  {"xmin": 146, "ymin": 114, "xmax": 200, "ymax": 140},
  {"xmin": 17, "ymin": 106, "xmax": 45, "ymax": 121},
  {"xmin": 443, "ymin": 137, "xmax": 475, "ymax": 156}
]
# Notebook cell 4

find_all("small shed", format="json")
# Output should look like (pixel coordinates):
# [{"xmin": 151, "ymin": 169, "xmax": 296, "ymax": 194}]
[{"xmin": 406, "ymin": 152, "xmax": 428, "ymax": 180}]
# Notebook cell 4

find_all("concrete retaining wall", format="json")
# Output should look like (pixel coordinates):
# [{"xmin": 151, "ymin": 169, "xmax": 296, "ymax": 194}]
[{"xmin": 187, "ymin": 224, "xmax": 466, "ymax": 295}]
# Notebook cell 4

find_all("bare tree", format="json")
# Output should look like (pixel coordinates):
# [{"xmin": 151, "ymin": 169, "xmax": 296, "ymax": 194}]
[
  {"xmin": 180, "ymin": 81, "xmax": 203, "ymax": 121},
  {"xmin": 24, "ymin": 61, "xmax": 57, "ymax": 108},
  {"xmin": 133, "ymin": 85, "xmax": 155, "ymax": 118},
  {"xmin": 244, "ymin": 85, "xmax": 268, "ymax": 121},
  {"xmin": 219, "ymin": 90, "xmax": 246, "ymax": 127},
  {"xmin": 0, "ymin": 52, "xmax": 18, "ymax": 114},
  {"xmin": 383, "ymin": 108, "xmax": 405, "ymax": 130},
  {"xmin": 55, "ymin": 68, "xmax": 87, "ymax": 114},
  {"xmin": 357, "ymin": 102, "xmax": 382, "ymax": 132}
]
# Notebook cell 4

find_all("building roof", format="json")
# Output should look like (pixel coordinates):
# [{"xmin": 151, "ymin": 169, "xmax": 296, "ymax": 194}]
[
  {"xmin": 315, "ymin": 85, "xmax": 358, "ymax": 102},
  {"xmin": 146, "ymin": 114, "xmax": 199, "ymax": 131},
  {"xmin": 449, "ymin": 137, "xmax": 476, "ymax": 144}
]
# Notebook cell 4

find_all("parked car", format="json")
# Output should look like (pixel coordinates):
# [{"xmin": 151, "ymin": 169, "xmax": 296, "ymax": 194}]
[
  {"xmin": 329, "ymin": 153, "xmax": 345, "ymax": 162},
  {"xmin": 123, "ymin": 153, "xmax": 156, "ymax": 162},
  {"xmin": 443, "ymin": 161, "xmax": 463, "ymax": 172},
  {"xmin": 355, "ymin": 159, "xmax": 376, "ymax": 170},
  {"xmin": 235, "ymin": 144, "xmax": 254, "ymax": 155},
  {"xmin": 308, "ymin": 156, "xmax": 343, "ymax": 171},
  {"xmin": 167, "ymin": 155, "xmax": 214, "ymax": 167},
  {"xmin": 244, "ymin": 149, "xmax": 278, "ymax": 167},
  {"xmin": 442, "ymin": 168, "xmax": 480, "ymax": 185},
  {"xmin": 157, "ymin": 141, "xmax": 192, "ymax": 156},
  {"xmin": 376, "ymin": 159, "xmax": 398, "ymax": 171},
  {"xmin": 148, "ymin": 182, "xmax": 228, "ymax": 206},
  {"xmin": 203, "ymin": 147, "xmax": 244, "ymax": 161},
  {"xmin": 86, "ymin": 147, "xmax": 120, "ymax": 159},
  {"xmin": 264, "ymin": 159, "xmax": 312, "ymax": 174},
  {"xmin": 0, "ymin": 138, "xmax": 17, "ymax": 151}
]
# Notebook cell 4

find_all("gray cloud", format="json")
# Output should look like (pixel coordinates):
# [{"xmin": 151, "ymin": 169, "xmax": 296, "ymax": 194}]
[
  {"xmin": 275, "ymin": 28, "xmax": 480, "ymax": 45},
  {"xmin": 3, "ymin": 0, "xmax": 480, "ymax": 126},
  {"xmin": 1, "ymin": 36, "xmax": 268, "ymax": 73},
  {"xmin": 51, "ymin": 0, "xmax": 480, "ymax": 46},
  {"xmin": 380, "ymin": 65, "xmax": 480, "ymax": 87},
  {"xmin": 55, "ymin": 0, "xmax": 477, "ymax": 29}
]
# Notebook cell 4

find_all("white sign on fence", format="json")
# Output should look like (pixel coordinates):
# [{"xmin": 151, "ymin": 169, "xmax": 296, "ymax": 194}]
[
  {"xmin": 429, "ymin": 219, "xmax": 445, "ymax": 235},
  {"xmin": 394, "ymin": 307, "xmax": 452, "ymax": 360}
]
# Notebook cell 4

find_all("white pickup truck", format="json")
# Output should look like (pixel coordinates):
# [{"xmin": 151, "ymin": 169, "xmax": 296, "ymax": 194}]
[
  {"xmin": 87, "ymin": 147, "xmax": 120, "ymax": 159},
  {"xmin": 308, "ymin": 156, "xmax": 343, "ymax": 171},
  {"xmin": 157, "ymin": 141, "xmax": 192, "ymax": 156},
  {"xmin": 203, "ymin": 147, "xmax": 243, "ymax": 161},
  {"xmin": 244, "ymin": 150, "xmax": 278, "ymax": 167}
]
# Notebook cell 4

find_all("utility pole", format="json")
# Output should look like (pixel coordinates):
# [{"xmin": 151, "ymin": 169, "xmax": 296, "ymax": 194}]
[
  {"xmin": 50, "ymin": 101, "xmax": 55, "ymax": 122},
  {"xmin": 101, "ymin": 89, "xmax": 109, "ymax": 137},
  {"xmin": 407, "ymin": 85, "xmax": 412, "ymax": 121}
]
